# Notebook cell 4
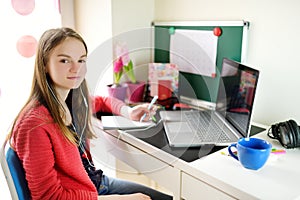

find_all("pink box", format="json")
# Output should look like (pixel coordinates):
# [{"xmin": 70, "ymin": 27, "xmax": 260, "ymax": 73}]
[{"xmin": 148, "ymin": 63, "xmax": 179, "ymax": 100}]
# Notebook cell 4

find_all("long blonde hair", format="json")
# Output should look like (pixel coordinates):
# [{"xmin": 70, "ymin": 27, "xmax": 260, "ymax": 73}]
[{"xmin": 9, "ymin": 27, "xmax": 96, "ymax": 146}]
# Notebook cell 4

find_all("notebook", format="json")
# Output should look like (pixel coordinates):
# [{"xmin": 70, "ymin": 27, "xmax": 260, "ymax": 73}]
[
  {"xmin": 101, "ymin": 116, "xmax": 155, "ymax": 130},
  {"xmin": 160, "ymin": 58, "xmax": 260, "ymax": 147}
]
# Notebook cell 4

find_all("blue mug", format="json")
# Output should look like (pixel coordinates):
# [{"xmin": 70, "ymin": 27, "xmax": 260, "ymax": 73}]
[{"xmin": 228, "ymin": 137, "xmax": 272, "ymax": 170}]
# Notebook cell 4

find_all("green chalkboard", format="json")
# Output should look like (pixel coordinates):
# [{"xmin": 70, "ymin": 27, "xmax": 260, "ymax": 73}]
[{"xmin": 153, "ymin": 21, "xmax": 249, "ymax": 104}]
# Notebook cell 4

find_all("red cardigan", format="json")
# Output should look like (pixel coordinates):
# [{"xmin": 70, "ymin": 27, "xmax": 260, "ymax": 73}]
[{"xmin": 12, "ymin": 96, "xmax": 125, "ymax": 200}]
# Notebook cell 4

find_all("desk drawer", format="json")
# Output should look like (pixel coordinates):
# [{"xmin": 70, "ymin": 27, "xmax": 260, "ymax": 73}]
[
  {"xmin": 92, "ymin": 130, "xmax": 181, "ymax": 197},
  {"xmin": 181, "ymin": 172, "xmax": 236, "ymax": 200},
  {"xmin": 113, "ymin": 140, "xmax": 180, "ymax": 191}
]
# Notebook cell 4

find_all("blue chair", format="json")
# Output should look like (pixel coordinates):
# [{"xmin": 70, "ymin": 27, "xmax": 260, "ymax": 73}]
[{"xmin": 0, "ymin": 140, "xmax": 30, "ymax": 200}]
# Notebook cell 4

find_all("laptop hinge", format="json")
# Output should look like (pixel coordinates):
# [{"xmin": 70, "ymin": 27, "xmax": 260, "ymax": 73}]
[{"xmin": 180, "ymin": 95, "xmax": 216, "ymax": 111}]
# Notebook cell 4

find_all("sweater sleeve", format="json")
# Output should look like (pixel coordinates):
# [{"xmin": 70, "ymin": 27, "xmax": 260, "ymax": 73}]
[
  {"xmin": 14, "ymin": 111, "xmax": 98, "ymax": 200},
  {"xmin": 92, "ymin": 96, "xmax": 125, "ymax": 115}
]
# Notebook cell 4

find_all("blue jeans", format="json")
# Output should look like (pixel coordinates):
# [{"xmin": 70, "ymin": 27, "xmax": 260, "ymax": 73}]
[{"xmin": 98, "ymin": 175, "xmax": 172, "ymax": 200}]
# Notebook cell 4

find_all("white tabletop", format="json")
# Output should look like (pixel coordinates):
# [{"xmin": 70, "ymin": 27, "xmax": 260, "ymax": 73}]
[{"xmin": 182, "ymin": 130, "xmax": 300, "ymax": 200}]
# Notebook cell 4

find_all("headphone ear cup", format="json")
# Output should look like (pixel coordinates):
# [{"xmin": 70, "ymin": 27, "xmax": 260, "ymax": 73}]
[
  {"xmin": 279, "ymin": 122, "xmax": 292, "ymax": 148},
  {"xmin": 286, "ymin": 121, "xmax": 295, "ymax": 148},
  {"xmin": 270, "ymin": 123, "xmax": 280, "ymax": 139},
  {"xmin": 288, "ymin": 120, "xmax": 300, "ymax": 147}
]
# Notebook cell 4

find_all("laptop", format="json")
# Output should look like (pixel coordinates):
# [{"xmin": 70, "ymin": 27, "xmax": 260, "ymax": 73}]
[{"xmin": 160, "ymin": 58, "xmax": 260, "ymax": 147}]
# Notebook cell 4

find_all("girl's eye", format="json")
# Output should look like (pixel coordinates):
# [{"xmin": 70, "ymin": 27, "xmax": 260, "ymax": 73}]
[
  {"xmin": 60, "ymin": 59, "xmax": 70, "ymax": 64},
  {"xmin": 78, "ymin": 59, "xmax": 86, "ymax": 64}
]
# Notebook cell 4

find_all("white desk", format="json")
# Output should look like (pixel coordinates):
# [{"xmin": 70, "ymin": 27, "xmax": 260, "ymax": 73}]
[{"xmin": 91, "ymin": 121, "xmax": 300, "ymax": 200}]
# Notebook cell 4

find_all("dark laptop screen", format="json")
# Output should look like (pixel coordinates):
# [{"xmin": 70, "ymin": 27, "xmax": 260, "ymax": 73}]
[{"xmin": 216, "ymin": 58, "xmax": 259, "ymax": 136}]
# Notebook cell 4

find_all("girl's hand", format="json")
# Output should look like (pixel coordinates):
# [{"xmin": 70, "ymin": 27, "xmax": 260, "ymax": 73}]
[{"xmin": 128, "ymin": 104, "xmax": 157, "ymax": 121}]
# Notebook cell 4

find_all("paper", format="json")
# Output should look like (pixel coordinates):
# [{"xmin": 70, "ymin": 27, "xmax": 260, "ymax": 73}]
[
  {"xmin": 170, "ymin": 29, "xmax": 218, "ymax": 77},
  {"xmin": 101, "ymin": 116, "xmax": 154, "ymax": 130}
]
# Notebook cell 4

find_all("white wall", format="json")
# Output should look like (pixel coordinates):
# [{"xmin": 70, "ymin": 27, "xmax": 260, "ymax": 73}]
[
  {"xmin": 111, "ymin": 0, "xmax": 155, "ymax": 83},
  {"xmin": 112, "ymin": 0, "xmax": 154, "ymax": 35},
  {"xmin": 60, "ymin": 0, "xmax": 75, "ymax": 28},
  {"xmin": 74, "ymin": 0, "xmax": 112, "ymax": 52},
  {"xmin": 154, "ymin": 0, "xmax": 300, "ymax": 126}
]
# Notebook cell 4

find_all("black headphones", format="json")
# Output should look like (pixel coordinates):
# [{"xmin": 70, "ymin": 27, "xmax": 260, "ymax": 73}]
[{"xmin": 268, "ymin": 119, "xmax": 300, "ymax": 149}]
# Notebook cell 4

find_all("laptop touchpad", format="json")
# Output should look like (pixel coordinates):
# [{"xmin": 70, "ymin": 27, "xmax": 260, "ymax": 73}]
[{"xmin": 164, "ymin": 122, "xmax": 198, "ymax": 144}]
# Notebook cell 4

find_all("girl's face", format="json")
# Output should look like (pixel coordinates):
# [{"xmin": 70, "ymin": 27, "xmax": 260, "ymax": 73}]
[{"xmin": 46, "ymin": 37, "xmax": 87, "ymax": 95}]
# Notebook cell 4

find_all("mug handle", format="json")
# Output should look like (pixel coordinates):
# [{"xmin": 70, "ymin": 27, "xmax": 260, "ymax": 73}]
[{"xmin": 228, "ymin": 143, "xmax": 239, "ymax": 160}]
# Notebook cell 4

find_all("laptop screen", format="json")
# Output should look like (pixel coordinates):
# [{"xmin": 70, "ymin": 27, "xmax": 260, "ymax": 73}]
[{"xmin": 216, "ymin": 58, "xmax": 259, "ymax": 136}]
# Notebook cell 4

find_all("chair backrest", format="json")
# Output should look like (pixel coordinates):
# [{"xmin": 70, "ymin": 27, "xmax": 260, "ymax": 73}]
[{"xmin": 0, "ymin": 140, "xmax": 31, "ymax": 200}]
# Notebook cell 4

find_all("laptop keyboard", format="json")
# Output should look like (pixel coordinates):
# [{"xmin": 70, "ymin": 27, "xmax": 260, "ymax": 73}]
[{"xmin": 184, "ymin": 111, "xmax": 231, "ymax": 143}]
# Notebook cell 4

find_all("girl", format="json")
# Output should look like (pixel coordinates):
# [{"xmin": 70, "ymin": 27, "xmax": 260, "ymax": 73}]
[{"xmin": 7, "ymin": 27, "xmax": 172, "ymax": 200}]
